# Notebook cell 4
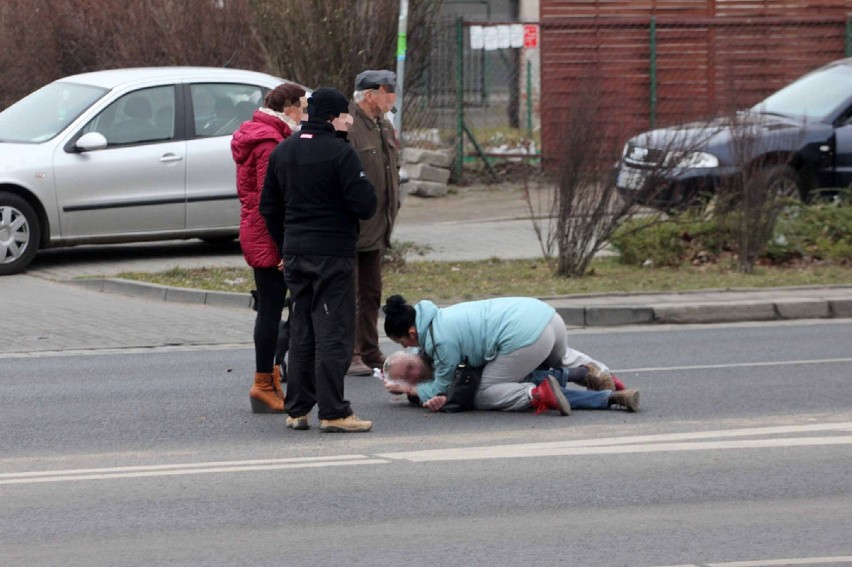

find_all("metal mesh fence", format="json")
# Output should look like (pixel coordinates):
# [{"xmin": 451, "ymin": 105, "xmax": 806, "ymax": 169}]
[{"xmin": 403, "ymin": 18, "xmax": 538, "ymax": 181}]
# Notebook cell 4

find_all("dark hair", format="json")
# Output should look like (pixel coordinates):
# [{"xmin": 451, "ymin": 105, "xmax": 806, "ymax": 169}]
[
  {"xmin": 383, "ymin": 295, "xmax": 416, "ymax": 339},
  {"xmin": 264, "ymin": 83, "xmax": 306, "ymax": 112}
]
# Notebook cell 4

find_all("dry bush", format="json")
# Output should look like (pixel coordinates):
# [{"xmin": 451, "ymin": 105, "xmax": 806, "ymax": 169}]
[
  {"xmin": 524, "ymin": 76, "xmax": 642, "ymax": 277},
  {"xmin": 249, "ymin": 0, "xmax": 442, "ymax": 93},
  {"xmin": 1, "ymin": 0, "xmax": 263, "ymax": 109}
]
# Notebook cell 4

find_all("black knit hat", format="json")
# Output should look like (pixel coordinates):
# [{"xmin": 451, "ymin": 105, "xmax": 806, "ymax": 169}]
[{"xmin": 307, "ymin": 87, "xmax": 349, "ymax": 121}]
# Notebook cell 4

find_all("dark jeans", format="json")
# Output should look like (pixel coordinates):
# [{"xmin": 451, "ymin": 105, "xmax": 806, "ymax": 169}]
[
  {"xmin": 354, "ymin": 248, "xmax": 384, "ymax": 363},
  {"xmin": 252, "ymin": 267, "xmax": 286, "ymax": 374},
  {"xmin": 283, "ymin": 254, "xmax": 356, "ymax": 421}
]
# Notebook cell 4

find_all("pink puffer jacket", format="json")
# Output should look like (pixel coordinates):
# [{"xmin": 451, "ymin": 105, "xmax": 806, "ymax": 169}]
[{"xmin": 231, "ymin": 110, "xmax": 293, "ymax": 268}]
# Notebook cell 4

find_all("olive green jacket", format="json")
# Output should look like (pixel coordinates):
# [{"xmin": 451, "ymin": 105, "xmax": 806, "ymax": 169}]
[{"xmin": 348, "ymin": 101, "xmax": 400, "ymax": 251}]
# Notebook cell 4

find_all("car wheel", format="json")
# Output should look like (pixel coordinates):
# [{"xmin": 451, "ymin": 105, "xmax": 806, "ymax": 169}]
[
  {"xmin": 0, "ymin": 192, "xmax": 41, "ymax": 276},
  {"xmin": 758, "ymin": 164, "xmax": 802, "ymax": 202}
]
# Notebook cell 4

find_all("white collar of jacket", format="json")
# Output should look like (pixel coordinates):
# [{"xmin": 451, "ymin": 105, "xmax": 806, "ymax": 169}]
[{"xmin": 258, "ymin": 106, "xmax": 300, "ymax": 132}]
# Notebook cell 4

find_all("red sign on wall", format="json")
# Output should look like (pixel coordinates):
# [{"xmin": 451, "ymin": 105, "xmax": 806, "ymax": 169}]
[{"xmin": 523, "ymin": 24, "xmax": 539, "ymax": 48}]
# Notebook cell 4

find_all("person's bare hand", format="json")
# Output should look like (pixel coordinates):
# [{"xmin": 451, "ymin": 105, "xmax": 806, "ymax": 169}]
[
  {"xmin": 384, "ymin": 381, "xmax": 407, "ymax": 395},
  {"xmin": 423, "ymin": 395, "xmax": 447, "ymax": 412},
  {"xmin": 277, "ymin": 260, "xmax": 284, "ymax": 272}
]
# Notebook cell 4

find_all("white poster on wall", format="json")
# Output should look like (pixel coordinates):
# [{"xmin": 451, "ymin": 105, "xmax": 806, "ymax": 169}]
[
  {"xmin": 497, "ymin": 25, "xmax": 511, "ymax": 49},
  {"xmin": 470, "ymin": 25, "xmax": 484, "ymax": 50},
  {"xmin": 510, "ymin": 24, "xmax": 524, "ymax": 48},
  {"xmin": 483, "ymin": 26, "xmax": 499, "ymax": 50}
]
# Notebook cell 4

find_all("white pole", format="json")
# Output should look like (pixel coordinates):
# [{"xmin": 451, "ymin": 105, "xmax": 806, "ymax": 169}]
[{"xmin": 394, "ymin": 0, "xmax": 409, "ymax": 141}]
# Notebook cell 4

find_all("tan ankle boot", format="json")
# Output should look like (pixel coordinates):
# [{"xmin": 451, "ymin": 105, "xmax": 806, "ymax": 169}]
[
  {"xmin": 583, "ymin": 363, "xmax": 615, "ymax": 391},
  {"xmin": 272, "ymin": 365, "xmax": 285, "ymax": 403},
  {"xmin": 348, "ymin": 355, "xmax": 372, "ymax": 376},
  {"xmin": 608, "ymin": 389, "xmax": 640, "ymax": 412},
  {"xmin": 250, "ymin": 372, "xmax": 285, "ymax": 414}
]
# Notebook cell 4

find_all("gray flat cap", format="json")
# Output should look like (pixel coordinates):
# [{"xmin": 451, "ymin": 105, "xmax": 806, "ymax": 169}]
[{"xmin": 355, "ymin": 70, "xmax": 396, "ymax": 91}]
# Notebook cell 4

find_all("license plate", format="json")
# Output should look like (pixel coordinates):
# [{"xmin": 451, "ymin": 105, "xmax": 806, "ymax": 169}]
[{"xmin": 617, "ymin": 168, "xmax": 646, "ymax": 191}]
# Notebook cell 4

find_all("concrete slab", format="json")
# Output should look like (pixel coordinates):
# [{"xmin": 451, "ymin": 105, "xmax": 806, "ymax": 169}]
[
  {"xmin": 164, "ymin": 287, "xmax": 206, "ymax": 305},
  {"xmin": 773, "ymin": 299, "xmax": 831, "ymax": 320},
  {"xmin": 554, "ymin": 306, "xmax": 585, "ymax": 327},
  {"xmin": 102, "ymin": 279, "xmax": 168, "ymax": 301},
  {"xmin": 205, "ymin": 290, "xmax": 253, "ymax": 309},
  {"xmin": 586, "ymin": 306, "xmax": 655, "ymax": 326},
  {"xmin": 653, "ymin": 301, "xmax": 778, "ymax": 324},
  {"xmin": 829, "ymin": 298, "xmax": 852, "ymax": 318}
]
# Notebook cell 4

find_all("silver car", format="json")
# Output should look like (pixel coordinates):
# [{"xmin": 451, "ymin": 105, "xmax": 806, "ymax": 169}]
[{"xmin": 0, "ymin": 66, "xmax": 302, "ymax": 275}]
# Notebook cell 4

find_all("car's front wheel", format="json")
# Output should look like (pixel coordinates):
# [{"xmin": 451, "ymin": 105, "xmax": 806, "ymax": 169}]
[
  {"xmin": 0, "ymin": 192, "xmax": 41, "ymax": 276},
  {"xmin": 756, "ymin": 164, "xmax": 803, "ymax": 202}
]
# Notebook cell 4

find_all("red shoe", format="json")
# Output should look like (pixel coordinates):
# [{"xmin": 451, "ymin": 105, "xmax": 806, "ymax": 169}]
[
  {"xmin": 530, "ymin": 376, "xmax": 572, "ymax": 415},
  {"xmin": 611, "ymin": 375, "xmax": 626, "ymax": 391}
]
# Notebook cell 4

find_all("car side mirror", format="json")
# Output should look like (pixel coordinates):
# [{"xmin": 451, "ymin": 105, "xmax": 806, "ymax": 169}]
[{"xmin": 75, "ymin": 132, "xmax": 108, "ymax": 152}]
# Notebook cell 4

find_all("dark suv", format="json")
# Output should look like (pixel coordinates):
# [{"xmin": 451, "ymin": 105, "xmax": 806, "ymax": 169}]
[{"xmin": 615, "ymin": 58, "xmax": 852, "ymax": 210}]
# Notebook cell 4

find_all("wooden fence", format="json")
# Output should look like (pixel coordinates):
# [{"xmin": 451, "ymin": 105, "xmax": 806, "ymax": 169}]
[{"xmin": 539, "ymin": 1, "xmax": 852, "ymax": 159}]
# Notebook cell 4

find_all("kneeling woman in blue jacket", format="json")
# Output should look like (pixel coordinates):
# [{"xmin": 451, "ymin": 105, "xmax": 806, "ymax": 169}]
[{"xmin": 382, "ymin": 295, "xmax": 639, "ymax": 414}]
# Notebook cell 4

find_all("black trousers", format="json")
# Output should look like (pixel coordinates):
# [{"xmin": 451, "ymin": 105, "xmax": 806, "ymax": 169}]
[
  {"xmin": 283, "ymin": 254, "xmax": 356, "ymax": 420},
  {"xmin": 354, "ymin": 248, "xmax": 384, "ymax": 363},
  {"xmin": 252, "ymin": 267, "xmax": 286, "ymax": 374}
]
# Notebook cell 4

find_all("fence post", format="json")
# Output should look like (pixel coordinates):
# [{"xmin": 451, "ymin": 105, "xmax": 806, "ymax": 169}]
[
  {"xmin": 649, "ymin": 16, "xmax": 657, "ymax": 129},
  {"xmin": 455, "ymin": 16, "xmax": 464, "ymax": 182},
  {"xmin": 526, "ymin": 59, "xmax": 533, "ymax": 140}
]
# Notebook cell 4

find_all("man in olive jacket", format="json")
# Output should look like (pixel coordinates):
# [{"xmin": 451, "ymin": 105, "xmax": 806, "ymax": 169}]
[
  {"xmin": 347, "ymin": 69, "xmax": 401, "ymax": 376},
  {"xmin": 260, "ymin": 87, "xmax": 377, "ymax": 433}
]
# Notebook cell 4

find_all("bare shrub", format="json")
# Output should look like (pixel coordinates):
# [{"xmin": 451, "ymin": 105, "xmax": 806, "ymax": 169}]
[
  {"xmin": 249, "ymin": 0, "xmax": 443, "ymax": 93},
  {"xmin": 523, "ymin": 76, "xmax": 651, "ymax": 277},
  {"xmin": 0, "ymin": 0, "xmax": 61, "ymax": 109},
  {"xmin": 710, "ymin": 101, "xmax": 806, "ymax": 273},
  {"xmin": 1, "ymin": 0, "xmax": 263, "ymax": 110}
]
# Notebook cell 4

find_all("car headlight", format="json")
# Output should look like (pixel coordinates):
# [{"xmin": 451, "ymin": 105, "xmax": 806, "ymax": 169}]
[{"xmin": 664, "ymin": 151, "xmax": 719, "ymax": 169}]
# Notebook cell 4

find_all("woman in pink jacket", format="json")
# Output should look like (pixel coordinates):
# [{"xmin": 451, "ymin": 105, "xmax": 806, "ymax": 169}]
[{"xmin": 231, "ymin": 83, "xmax": 307, "ymax": 413}]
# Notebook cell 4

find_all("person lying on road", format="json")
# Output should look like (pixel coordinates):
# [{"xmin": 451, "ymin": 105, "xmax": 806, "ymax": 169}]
[{"xmin": 381, "ymin": 295, "xmax": 639, "ymax": 414}]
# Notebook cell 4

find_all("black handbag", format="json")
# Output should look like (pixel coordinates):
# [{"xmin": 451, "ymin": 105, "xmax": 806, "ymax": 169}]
[
  {"xmin": 425, "ymin": 323, "xmax": 482, "ymax": 413},
  {"xmin": 440, "ymin": 356, "xmax": 482, "ymax": 413}
]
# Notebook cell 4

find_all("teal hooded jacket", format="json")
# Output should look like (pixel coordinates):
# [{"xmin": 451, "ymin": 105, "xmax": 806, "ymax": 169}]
[{"xmin": 413, "ymin": 297, "xmax": 555, "ymax": 402}]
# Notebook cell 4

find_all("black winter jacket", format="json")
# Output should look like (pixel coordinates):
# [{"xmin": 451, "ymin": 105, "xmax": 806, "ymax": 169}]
[{"xmin": 260, "ymin": 120, "xmax": 377, "ymax": 257}]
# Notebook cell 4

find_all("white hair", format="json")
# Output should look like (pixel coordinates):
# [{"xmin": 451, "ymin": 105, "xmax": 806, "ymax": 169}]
[{"xmin": 353, "ymin": 90, "xmax": 368, "ymax": 104}]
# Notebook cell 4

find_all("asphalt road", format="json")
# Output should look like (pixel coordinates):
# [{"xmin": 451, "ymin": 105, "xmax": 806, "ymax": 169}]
[{"xmin": 2, "ymin": 321, "xmax": 851, "ymax": 566}]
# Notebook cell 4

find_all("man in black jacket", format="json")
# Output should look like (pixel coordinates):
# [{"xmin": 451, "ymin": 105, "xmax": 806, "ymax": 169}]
[{"xmin": 260, "ymin": 87, "xmax": 377, "ymax": 433}]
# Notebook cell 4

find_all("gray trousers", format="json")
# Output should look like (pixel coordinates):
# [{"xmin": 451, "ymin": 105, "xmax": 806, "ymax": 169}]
[{"xmin": 473, "ymin": 314, "xmax": 607, "ymax": 411}]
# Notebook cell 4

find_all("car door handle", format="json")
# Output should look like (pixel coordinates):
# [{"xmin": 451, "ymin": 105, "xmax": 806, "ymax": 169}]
[{"xmin": 160, "ymin": 153, "xmax": 184, "ymax": 163}]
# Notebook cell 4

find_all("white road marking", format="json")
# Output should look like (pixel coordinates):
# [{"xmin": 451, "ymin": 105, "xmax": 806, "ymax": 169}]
[
  {"xmin": 0, "ymin": 457, "xmax": 387, "ymax": 485},
  {"xmin": 2, "ymin": 422, "xmax": 850, "ymax": 485},
  {"xmin": 616, "ymin": 357, "xmax": 852, "ymax": 374},
  {"xmin": 378, "ymin": 421, "xmax": 852, "ymax": 461},
  {"xmin": 652, "ymin": 556, "xmax": 852, "ymax": 566},
  {"xmin": 0, "ymin": 454, "xmax": 376, "ymax": 479},
  {"xmin": 0, "ymin": 343, "xmax": 251, "ymax": 359},
  {"xmin": 380, "ymin": 436, "xmax": 852, "ymax": 462}
]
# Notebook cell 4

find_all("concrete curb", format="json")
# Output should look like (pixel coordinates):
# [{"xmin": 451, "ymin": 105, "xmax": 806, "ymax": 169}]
[
  {"xmin": 70, "ymin": 278, "xmax": 254, "ymax": 310},
  {"xmin": 69, "ymin": 278, "xmax": 852, "ymax": 327}
]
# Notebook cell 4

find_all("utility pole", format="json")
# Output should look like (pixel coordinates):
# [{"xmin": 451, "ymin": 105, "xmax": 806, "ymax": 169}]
[{"xmin": 394, "ymin": 0, "xmax": 409, "ymax": 139}]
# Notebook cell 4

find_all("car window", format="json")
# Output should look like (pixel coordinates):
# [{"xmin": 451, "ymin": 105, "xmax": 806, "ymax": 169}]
[
  {"xmin": 755, "ymin": 63, "xmax": 852, "ymax": 121},
  {"xmin": 0, "ymin": 82, "xmax": 106, "ymax": 143},
  {"xmin": 82, "ymin": 85, "xmax": 177, "ymax": 146},
  {"xmin": 190, "ymin": 83, "xmax": 266, "ymax": 138}
]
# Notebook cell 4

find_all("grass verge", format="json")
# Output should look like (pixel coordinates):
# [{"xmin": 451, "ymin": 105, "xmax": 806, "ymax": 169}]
[{"xmin": 115, "ymin": 256, "xmax": 852, "ymax": 303}]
